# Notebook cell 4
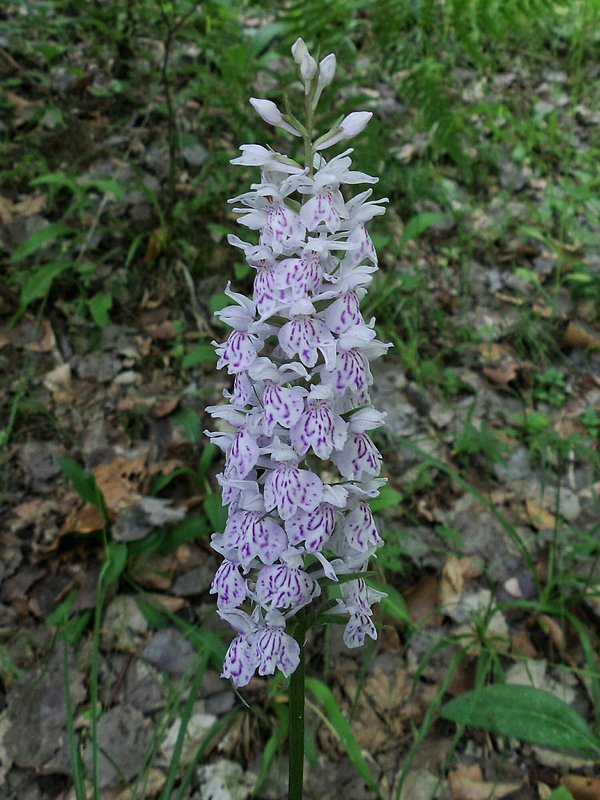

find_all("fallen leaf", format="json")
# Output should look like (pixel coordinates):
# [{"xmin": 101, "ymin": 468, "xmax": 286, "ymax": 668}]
[
  {"xmin": 62, "ymin": 503, "xmax": 104, "ymax": 534},
  {"xmin": 525, "ymin": 498, "xmax": 556, "ymax": 530},
  {"xmin": 538, "ymin": 614, "xmax": 566, "ymax": 653},
  {"xmin": 145, "ymin": 593, "xmax": 187, "ymax": 614},
  {"xmin": 563, "ymin": 321, "xmax": 600, "ymax": 350},
  {"xmin": 92, "ymin": 455, "xmax": 147, "ymax": 512},
  {"xmin": 449, "ymin": 765, "xmax": 522, "ymax": 800},
  {"xmin": 23, "ymin": 319, "xmax": 56, "ymax": 353},
  {"xmin": 563, "ymin": 775, "xmax": 600, "ymax": 800},
  {"xmin": 14, "ymin": 193, "xmax": 46, "ymax": 216},
  {"xmin": 404, "ymin": 575, "xmax": 442, "ymax": 626},
  {"xmin": 440, "ymin": 556, "xmax": 482, "ymax": 609},
  {"xmin": 483, "ymin": 362, "xmax": 519, "ymax": 385}
]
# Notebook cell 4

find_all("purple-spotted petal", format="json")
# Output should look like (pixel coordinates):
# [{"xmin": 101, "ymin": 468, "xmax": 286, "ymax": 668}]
[
  {"xmin": 264, "ymin": 466, "xmax": 323, "ymax": 520},
  {"xmin": 279, "ymin": 316, "xmax": 334, "ymax": 368},
  {"xmin": 263, "ymin": 384, "xmax": 305, "ymax": 434},
  {"xmin": 225, "ymin": 429, "xmax": 260, "ymax": 479},
  {"xmin": 285, "ymin": 503, "xmax": 336, "ymax": 552},
  {"xmin": 343, "ymin": 613, "xmax": 377, "ymax": 648},
  {"xmin": 323, "ymin": 290, "xmax": 363, "ymax": 334},
  {"xmin": 332, "ymin": 433, "xmax": 382, "ymax": 480},
  {"xmin": 210, "ymin": 560, "xmax": 247, "ymax": 608},
  {"xmin": 216, "ymin": 331, "xmax": 258, "ymax": 374},
  {"xmin": 251, "ymin": 626, "xmax": 300, "ymax": 677},
  {"xmin": 290, "ymin": 404, "xmax": 347, "ymax": 459},
  {"xmin": 256, "ymin": 563, "xmax": 316, "ymax": 609},
  {"xmin": 222, "ymin": 634, "xmax": 258, "ymax": 686},
  {"xmin": 343, "ymin": 503, "xmax": 382, "ymax": 552}
]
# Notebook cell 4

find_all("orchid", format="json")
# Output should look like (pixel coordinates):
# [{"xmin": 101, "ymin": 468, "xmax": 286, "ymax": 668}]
[{"xmin": 206, "ymin": 45, "xmax": 390, "ymax": 791}]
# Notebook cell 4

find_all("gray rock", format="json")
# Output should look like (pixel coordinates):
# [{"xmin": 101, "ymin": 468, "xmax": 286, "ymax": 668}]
[
  {"xmin": 141, "ymin": 628, "xmax": 197, "ymax": 677},
  {"xmin": 75, "ymin": 352, "xmax": 121, "ymax": 383},
  {"xmin": 83, "ymin": 705, "xmax": 151, "ymax": 788},
  {"xmin": 493, "ymin": 446, "xmax": 531, "ymax": 482},
  {"xmin": 4, "ymin": 649, "xmax": 85, "ymax": 769},
  {"xmin": 18, "ymin": 442, "xmax": 63, "ymax": 489},
  {"xmin": 171, "ymin": 562, "xmax": 216, "ymax": 596}
]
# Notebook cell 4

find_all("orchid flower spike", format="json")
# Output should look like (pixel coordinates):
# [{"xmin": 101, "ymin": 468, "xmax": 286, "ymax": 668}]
[{"xmin": 207, "ymin": 39, "xmax": 389, "ymax": 687}]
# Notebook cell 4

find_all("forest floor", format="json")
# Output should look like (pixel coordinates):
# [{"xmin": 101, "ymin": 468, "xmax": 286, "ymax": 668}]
[{"xmin": 1, "ymin": 4, "xmax": 600, "ymax": 800}]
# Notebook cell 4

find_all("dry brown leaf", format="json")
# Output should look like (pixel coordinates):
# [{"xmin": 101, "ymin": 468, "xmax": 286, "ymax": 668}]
[
  {"xmin": 440, "ymin": 556, "xmax": 482, "ymax": 609},
  {"xmin": 478, "ymin": 342, "xmax": 513, "ymax": 362},
  {"xmin": 449, "ymin": 764, "xmax": 522, "ymax": 800},
  {"xmin": 511, "ymin": 629, "xmax": 538, "ymax": 659},
  {"xmin": 110, "ymin": 769, "xmax": 166, "ymax": 799},
  {"xmin": 145, "ymin": 593, "xmax": 187, "ymax": 614},
  {"xmin": 563, "ymin": 321, "xmax": 600, "ymax": 350},
  {"xmin": 14, "ymin": 193, "xmax": 46, "ymax": 216},
  {"xmin": 23, "ymin": 319, "xmax": 56, "ymax": 353},
  {"xmin": 483, "ymin": 362, "xmax": 519, "ymax": 385},
  {"xmin": 525, "ymin": 497, "xmax": 556, "ymax": 530},
  {"xmin": 153, "ymin": 396, "xmax": 180, "ymax": 417},
  {"xmin": 92, "ymin": 455, "xmax": 147, "ymax": 512},
  {"xmin": 0, "ymin": 195, "xmax": 13, "ymax": 224},
  {"xmin": 404, "ymin": 575, "xmax": 442, "ymax": 626},
  {"xmin": 62, "ymin": 503, "xmax": 104, "ymax": 534},
  {"xmin": 563, "ymin": 775, "xmax": 600, "ymax": 800},
  {"xmin": 539, "ymin": 614, "xmax": 566, "ymax": 653}
]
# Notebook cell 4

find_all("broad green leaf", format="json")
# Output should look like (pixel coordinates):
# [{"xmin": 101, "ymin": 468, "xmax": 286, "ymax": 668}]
[
  {"xmin": 369, "ymin": 485, "xmax": 403, "ymax": 512},
  {"xmin": 441, "ymin": 684, "xmax": 600, "ymax": 757},
  {"xmin": 46, "ymin": 590, "xmax": 78, "ymax": 628},
  {"xmin": 172, "ymin": 407, "xmax": 201, "ymax": 443},
  {"xmin": 20, "ymin": 261, "xmax": 71, "ymax": 307},
  {"xmin": 31, "ymin": 173, "xmax": 81, "ymax": 196},
  {"xmin": 12, "ymin": 223, "xmax": 73, "ymax": 262},
  {"xmin": 87, "ymin": 291, "xmax": 113, "ymax": 327},
  {"xmin": 59, "ymin": 457, "xmax": 107, "ymax": 519},
  {"xmin": 181, "ymin": 343, "xmax": 216, "ymax": 369},
  {"xmin": 204, "ymin": 493, "xmax": 228, "ymax": 533},
  {"xmin": 400, "ymin": 212, "xmax": 448, "ymax": 248},
  {"xmin": 102, "ymin": 541, "xmax": 128, "ymax": 587},
  {"xmin": 306, "ymin": 678, "xmax": 381, "ymax": 798},
  {"xmin": 367, "ymin": 578, "xmax": 412, "ymax": 626},
  {"xmin": 84, "ymin": 176, "xmax": 125, "ymax": 200},
  {"xmin": 549, "ymin": 788, "xmax": 574, "ymax": 800}
]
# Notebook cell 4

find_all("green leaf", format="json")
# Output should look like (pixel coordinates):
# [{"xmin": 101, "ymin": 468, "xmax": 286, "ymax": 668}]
[
  {"xmin": 400, "ymin": 212, "xmax": 448, "ymax": 248},
  {"xmin": 20, "ymin": 261, "xmax": 72, "ymax": 308},
  {"xmin": 46, "ymin": 591, "xmax": 78, "ymax": 628},
  {"xmin": 204, "ymin": 493, "xmax": 227, "ymax": 533},
  {"xmin": 441, "ymin": 684, "xmax": 600, "ymax": 757},
  {"xmin": 31, "ymin": 173, "xmax": 81, "ymax": 196},
  {"xmin": 181, "ymin": 343, "xmax": 216, "ymax": 369},
  {"xmin": 87, "ymin": 291, "xmax": 113, "ymax": 327},
  {"xmin": 101, "ymin": 541, "xmax": 128, "ymax": 587},
  {"xmin": 84, "ymin": 176, "xmax": 125, "ymax": 201},
  {"xmin": 12, "ymin": 223, "xmax": 73, "ymax": 262},
  {"xmin": 306, "ymin": 678, "xmax": 381, "ymax": 798},
  {"xmin": 549, "ymin": 788, "xmax": 575, "ymax": 800},
  {"xmin": 369, "ymin": 485, "xmax": 403, "ymax": 512},
  {"xmin": 59, "ymin": 457, "xmax": 107, "ymax": 519},
  {"xmin": 172, "ymin": 407, "xmax": 201, "ymax": 443},
  {"xmin": 367, "ymin": 578, "xmax": 412, "ymax": 626}
]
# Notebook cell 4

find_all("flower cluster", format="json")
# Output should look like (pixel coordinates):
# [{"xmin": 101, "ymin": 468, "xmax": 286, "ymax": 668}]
[{"xmin": 206, "ymin": 39, "xmax": 390, "ymax": 687}]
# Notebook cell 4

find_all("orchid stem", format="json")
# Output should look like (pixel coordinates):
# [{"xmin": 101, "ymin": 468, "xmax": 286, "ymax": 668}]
[{"xmin": 288, "ymin": 618, "xmax": 307, "ymax": 800}]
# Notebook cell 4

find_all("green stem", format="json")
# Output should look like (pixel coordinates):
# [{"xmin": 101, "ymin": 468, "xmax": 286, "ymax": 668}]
[{"xmin": 288, "ymin": 622, "xmax": 307, "ymax": 800}]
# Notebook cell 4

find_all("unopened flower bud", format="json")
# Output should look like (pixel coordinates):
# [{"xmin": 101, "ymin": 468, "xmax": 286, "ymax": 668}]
[
  {"xmin": 249, "ymin": 97, "xmax": 302, "ymax": 137},
  {"xmin": 318, "ymin": 54, "xmax": 336, "ymax": 89},
  {"xmin": 291, "ymin": 37, "xmax": 309, "ymax": 65},
  {"xmin": 300, "ymin": 53, "xmax": 318, "ymax": 92},
  {"xmin": 314, "ymin": 111, "xmax": 373, "ymax": 151}
]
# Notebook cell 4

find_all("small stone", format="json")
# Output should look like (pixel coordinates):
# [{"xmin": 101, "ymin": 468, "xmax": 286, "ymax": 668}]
[
  {"xmin": 102, "ymin": 595, "xmax": 148, "ymax": 652},
  {"xmin": 142, "ymin": 628, "xmax": 197, "ymax": 676}
]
